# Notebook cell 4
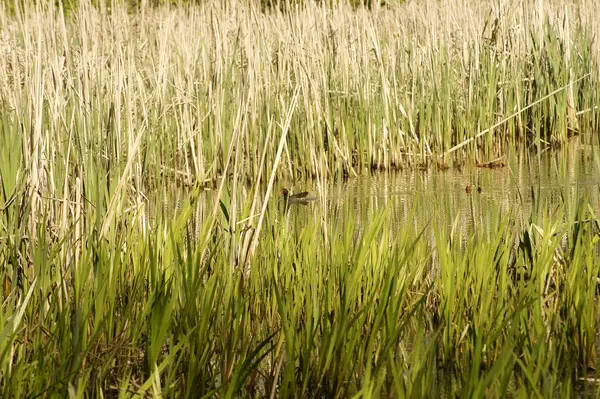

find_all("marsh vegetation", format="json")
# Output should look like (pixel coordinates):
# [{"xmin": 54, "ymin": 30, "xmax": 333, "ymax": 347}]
[{"xmin": 1, "ymin": 0, "xmax": 600, "ymax": 397}]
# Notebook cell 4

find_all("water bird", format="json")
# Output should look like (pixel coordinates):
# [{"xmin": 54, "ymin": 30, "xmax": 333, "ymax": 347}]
[{"xmin": 279, "ymin": 188, "xmax": 317, "ymax": 208}]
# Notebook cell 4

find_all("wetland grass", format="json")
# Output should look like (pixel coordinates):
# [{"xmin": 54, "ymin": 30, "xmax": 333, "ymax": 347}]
[
  {"xmin": 1, "ymin": 0, "xmax": 600, "ymax": 397},
  {"xmin": 3, "ymin": 169, "xmax": 600, "ymax": 397}
]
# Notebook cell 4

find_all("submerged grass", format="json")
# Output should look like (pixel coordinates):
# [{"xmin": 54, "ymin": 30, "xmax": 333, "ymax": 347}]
[{"xmin": 1, "ymin": 0, "xmax": 600, "ymax": 397}]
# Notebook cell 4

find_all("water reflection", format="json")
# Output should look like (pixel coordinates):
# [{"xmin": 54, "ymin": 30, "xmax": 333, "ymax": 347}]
[
  {"xmin": 155, "ymin": 146, "xmax": 600, "ymax": 250},
  {"xmin": 279, "ymin": 146, "xmax": 600, "ymax": 247}
]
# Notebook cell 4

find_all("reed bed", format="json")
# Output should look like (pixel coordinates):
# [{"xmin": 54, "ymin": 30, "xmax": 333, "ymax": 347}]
[
  {"xmin": 1, "ymin": 0, "xmax": 600, "ymax": 397},
  {"xmin": 3, "ymin": 167, "xmax": 600, "ymax": 397},
  {"xmin": 1, "ymin": 0, "xmax": 599, "ymax": 187}
]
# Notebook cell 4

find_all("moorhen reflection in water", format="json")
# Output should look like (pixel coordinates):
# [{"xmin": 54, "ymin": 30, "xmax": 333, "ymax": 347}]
[{"xmin": 279, "ymin": 188, "xmax": 317, "ymax": 209}]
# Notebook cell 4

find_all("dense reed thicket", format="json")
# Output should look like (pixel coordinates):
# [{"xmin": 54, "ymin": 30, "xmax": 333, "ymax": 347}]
[
  {"xmin": 1, "ymin": 0, "xmax": 599, "ymax": 186},
  {"xmin": 1, "ymin": 0, "xmax": 600, "ymax": 397}
]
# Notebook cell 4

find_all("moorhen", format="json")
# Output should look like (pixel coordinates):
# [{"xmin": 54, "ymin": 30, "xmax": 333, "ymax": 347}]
[{"xmin": 279, "ymin": 188, "xmax": 316, "ymax": 208}]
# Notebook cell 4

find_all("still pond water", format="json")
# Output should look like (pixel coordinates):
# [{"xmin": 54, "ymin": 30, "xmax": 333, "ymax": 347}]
[
  {"xmin": 158, "ymin": 145, "xmax": 600, "ymax": 249},
  {"xmin": 277, "ymin": 145, "xmax": 600, "ymax": 239}
]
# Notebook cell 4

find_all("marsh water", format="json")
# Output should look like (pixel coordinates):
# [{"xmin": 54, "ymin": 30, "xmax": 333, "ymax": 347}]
[
  {"xmin": 163, "ymin": 144, "xmax": 600, "ymax": 242},
  {"xmin": 277, "ymin": 145, "xmax": 600, "ymax": 238}
]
